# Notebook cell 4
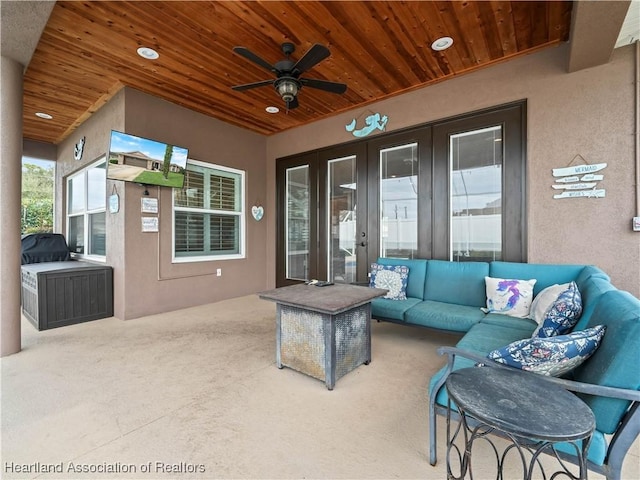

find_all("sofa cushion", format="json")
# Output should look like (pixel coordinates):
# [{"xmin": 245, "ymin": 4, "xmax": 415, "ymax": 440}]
[
  {"xmin": 487, "ymin": 325, "xmax": 606, "ymax": 377},
  {"xmin": 369, "ymin": 263, "xmax": 409, "ymax": 300},
  {"xmin": 457, "ymin": 322, "xmax": 532, "ymax": 354},
  {"xmin": 429, "ymin": 322, "xmax": 533, "ymax": 412},
  {"xmin": 404, "ymin": 300, "xmax": 485, "ymax": 332},
  {"xmin": 479, "ymin": 314, "xmax": 538, "ymax": 336},
  {"xmin": 531, "ymin": 281, "xmax": 582, "ymax": 338},
  {"xmin": 484, "ymin": 277, "xmax": 536, "ymax": 318},
  {"xmin": 571, "ymin": 290, "xmax": 640, "ymax": 434},
  {"xmin": 375, "ymin": 258, "xmax": 427, "ymax": 300},
  {"xmin": 423, "ymin": 260, "xmax": 489, "ymax": 307},
  {"xmin": 489, "ymin": 261, "xmax": 584, "ymax": 296},
  {"xmin": 370, "ymin": 297, "xmax": 422, "ymax": 322}
]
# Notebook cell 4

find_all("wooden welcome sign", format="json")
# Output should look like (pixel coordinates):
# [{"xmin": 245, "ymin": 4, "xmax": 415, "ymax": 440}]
[{"xmin": 551, "ymin": 155, "xmax": 606, "ymax": 200}]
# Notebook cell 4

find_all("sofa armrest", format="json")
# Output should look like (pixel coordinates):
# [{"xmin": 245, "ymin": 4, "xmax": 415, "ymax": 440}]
[{"xmin": 435, "ymin": 346, "xmax": 640, "ymax": 402}]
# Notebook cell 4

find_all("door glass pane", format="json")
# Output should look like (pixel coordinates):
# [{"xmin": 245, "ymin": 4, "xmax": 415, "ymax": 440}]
[
  {"xmin": 286, "ymin": 166, "xmax": 309, "ymax": 280},
  {"xmin": 380, "ymin": 143, "xmax": 418, "ymax": 259},
  {"xmin": 450, "ymin": 126, "xmax": 502, "ymax": 262},
  {"xmin": 328, "ymin": 156, "xmax": 357, "ymax": 283}
]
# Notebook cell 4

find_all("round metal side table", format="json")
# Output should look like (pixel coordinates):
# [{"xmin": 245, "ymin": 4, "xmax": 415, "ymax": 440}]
[{"xmin": 445, "ymin": 366, "xmax": 595, "ymax": 480}]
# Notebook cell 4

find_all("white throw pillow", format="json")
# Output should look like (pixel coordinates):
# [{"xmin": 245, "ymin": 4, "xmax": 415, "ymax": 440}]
[
  {"xmin": 529, "ymin": 283, "xmax": 570, "ymax": 324},
  {"xmin": 484, "ymin": 277, "xmax": 537, "ymax": 318}
]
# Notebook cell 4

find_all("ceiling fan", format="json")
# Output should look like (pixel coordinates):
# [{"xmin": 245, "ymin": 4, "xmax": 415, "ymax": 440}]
[{"xmin": 231, "ymin": 42, "xmax": 347, "ymax": 110}]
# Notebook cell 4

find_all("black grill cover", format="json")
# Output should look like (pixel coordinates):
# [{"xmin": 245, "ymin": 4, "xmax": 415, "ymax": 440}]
[{"xmin": 21, "ymin": 233, "xmax": 71, "ymax": 265}]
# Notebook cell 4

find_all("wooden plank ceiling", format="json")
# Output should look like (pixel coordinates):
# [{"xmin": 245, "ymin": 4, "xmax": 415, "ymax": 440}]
[{"xmin": 23, "ymin": 1, "xmax": 572, "ymax": 144}]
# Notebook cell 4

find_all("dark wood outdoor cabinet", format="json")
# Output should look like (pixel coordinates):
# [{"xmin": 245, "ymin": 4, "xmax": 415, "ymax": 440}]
[{"xmin": 21, "ymin": 261, "xmax": 114, "ymax": 331}]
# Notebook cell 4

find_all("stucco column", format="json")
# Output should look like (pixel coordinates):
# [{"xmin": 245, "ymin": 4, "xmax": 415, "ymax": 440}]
[{"xmin": 0, "ymin": 56, "xmax": 23, "ymax": 356}]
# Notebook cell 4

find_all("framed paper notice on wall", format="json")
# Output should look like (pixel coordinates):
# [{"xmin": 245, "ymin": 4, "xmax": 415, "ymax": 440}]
[
  {"xmin": 141, "ymin": 197, "xmax": 158, "ymax": 213},
  {"xmin": 141, "ymin": 217, "xmax": 159, "ymax": 232}
]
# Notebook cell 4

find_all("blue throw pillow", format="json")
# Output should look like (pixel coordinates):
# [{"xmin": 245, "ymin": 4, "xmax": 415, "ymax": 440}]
[
  {"xmin": 369, "ymin": 263, "xmax": 409, "ymax": 300},
  {"xmin": 486, "ymin": 325, "xmax": 606, "ymax": 377},
  {"xmin": 532, "ymin": 281, "xmax": 583, "ymax": 338}
]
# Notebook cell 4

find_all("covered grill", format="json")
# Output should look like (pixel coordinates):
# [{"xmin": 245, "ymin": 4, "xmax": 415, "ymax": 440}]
[{"xmin": 21, "ymin": 233, "xmax": 71, "ymax": 265}]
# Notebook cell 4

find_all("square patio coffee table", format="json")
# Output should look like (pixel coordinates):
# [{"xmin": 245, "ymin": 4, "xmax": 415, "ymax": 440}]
[{"xmin": 259, "ymin": 283, "xmax": 387, "ymax": 390}]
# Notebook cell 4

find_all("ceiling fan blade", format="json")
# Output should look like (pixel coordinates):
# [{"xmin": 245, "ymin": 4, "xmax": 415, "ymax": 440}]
[
  {"xmin": 300, "ymin": 77, "xmax": 347, "ymax": 94},
  {"xmin": 231, "ymin": 79, "xmax": 274, "ymax": 91},
  {"xmin": 292, "ymin": 44, "xmax": 330, "ymax": 74},
  {"xmin": 233, "ymin": 46, "xmax": 277, "ymax": 73}
]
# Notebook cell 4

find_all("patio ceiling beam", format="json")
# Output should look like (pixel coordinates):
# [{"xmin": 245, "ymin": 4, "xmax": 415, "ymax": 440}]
[{"xmin": 568, "ymin": 0, "xmax": 631, "ymax": 73}]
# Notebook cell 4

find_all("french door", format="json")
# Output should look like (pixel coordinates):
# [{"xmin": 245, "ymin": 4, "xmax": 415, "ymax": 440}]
[
  {"xmin": 432, "ymin": 103, "xmax": 526, "ymax": 262},
  {"xmin": 276, "ymin": 145, "xmax": 368, "ymax": 286},
  {"xmin": 320, "ymin": 146, "xmax": 367, "ymax": 284},
  {"xmin": 276, "ymin": 101, "xmax": 526, "ymax": 287}
]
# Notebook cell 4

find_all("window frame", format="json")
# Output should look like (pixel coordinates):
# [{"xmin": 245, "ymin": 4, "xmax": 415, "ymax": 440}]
[
  {"xmin": 65, "ymin": 156, "xmax": 107, "ymax": 262},
  {"xmin": 172, "ymin": 158, "xmax": 246, "ymax": 263}
]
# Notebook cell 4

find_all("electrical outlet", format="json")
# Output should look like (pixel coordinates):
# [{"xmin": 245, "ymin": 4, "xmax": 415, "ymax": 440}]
[
  {"xmin": 633, "ymin": 217, "xmax": 640, "ymax": 232},
  {"xmin": 216, "ymin": 268, "xmax": 222, "ymax": 277}
]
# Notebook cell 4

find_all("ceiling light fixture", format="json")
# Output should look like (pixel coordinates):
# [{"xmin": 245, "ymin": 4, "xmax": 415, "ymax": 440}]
[
  {"xmin": 35, "ymin": 112, "xmax": 53, "ymax": 119},
  {"xmin": 275, "ymin": 77, "xmax": 299, "ymax": 103},
  {"xmin": 137, "ymin": 46, "xmax": 159, "ymax": 60},
  {"xmin": 431, "ymin": 37, "xmax": 454, "ymax": 51},
  {"xmin": 265, "ymin": 106, "xmax": 280, "ymax": 114}
]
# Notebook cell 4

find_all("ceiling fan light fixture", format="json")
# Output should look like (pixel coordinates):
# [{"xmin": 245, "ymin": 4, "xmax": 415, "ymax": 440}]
[
  {"xmin": 137, "ymin": 46, "xmax": 159, "ymax": 60},
  {"xmin": 232, "ymin": 43, "xmax": 344, "ymax": 110},
  {"xmin": 276, "ymin": 78, "xmax": 299, "ymax": 103},
  {"xmin": 431, "ymin": 36, "xmax": 453, "ymax": 51}
]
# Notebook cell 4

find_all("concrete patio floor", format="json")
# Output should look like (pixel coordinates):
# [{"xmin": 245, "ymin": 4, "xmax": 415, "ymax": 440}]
[{"xmin": 1, "ymin": 294, "xmax": 638, "ymax": 479}]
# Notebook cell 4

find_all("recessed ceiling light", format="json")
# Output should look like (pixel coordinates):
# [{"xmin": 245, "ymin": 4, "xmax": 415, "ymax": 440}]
[
  {"xmin": 265, "ymin": 106, "xmax": 280, "ymax": 114},
  {"xmin": 137, "ymin": 47, "xmax": 159, "ymax": 60},
  {"xmin": 35, "ymin": 112, "xmax": 53, "ymax": 119},
  {"xmin": 431, "ymin": 37, "xmax": 454, "ymax": 51}
]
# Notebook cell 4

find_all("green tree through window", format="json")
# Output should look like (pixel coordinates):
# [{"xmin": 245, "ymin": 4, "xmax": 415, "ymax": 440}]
[{"xmin": 22, "ymin": 161, "xmax": 54, "ymax": 234}]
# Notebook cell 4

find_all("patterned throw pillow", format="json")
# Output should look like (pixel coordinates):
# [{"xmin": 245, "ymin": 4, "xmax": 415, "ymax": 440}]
[
  {"xmin": 487, "ymin": 325, "xmax": 606, "ymax": 377},
  {"xmin": 483, "ymin": 277, "xmax": 537, "ymax": 318},
  {"xmin": 369, "ymin": 263, "xmax": 409, "ymax": 300},
  {"xmin": 531, "ymin": 281, "xmax": 583, "ymax": 338}
]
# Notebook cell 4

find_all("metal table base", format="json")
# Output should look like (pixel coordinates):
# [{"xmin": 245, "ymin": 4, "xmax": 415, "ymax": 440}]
[
  {"xmin": 276, "ymin": 303, "xmax": 371, "ymax": 390},
  {"xmin": 445, "ymin": 367, "xmax": 595, "ymax": 480}
]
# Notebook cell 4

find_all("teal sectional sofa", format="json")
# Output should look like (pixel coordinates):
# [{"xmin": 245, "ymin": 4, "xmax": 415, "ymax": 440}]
[{"xmin": 370, "ymin": 257, "xmax": 640, "ymax": 480}]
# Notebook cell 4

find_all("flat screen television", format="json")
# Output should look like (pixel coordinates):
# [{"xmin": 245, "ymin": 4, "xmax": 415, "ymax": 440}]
[{"xmin": 107, "ymin": 130, "xmax": 188, "ymax": 188}]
